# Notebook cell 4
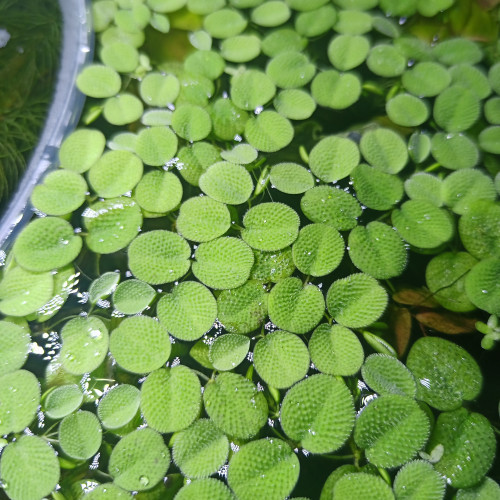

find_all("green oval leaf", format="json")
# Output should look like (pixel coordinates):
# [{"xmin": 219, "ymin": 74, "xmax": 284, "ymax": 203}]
[{"xmin": 281, "ymin": 374, "xmax": 355, "ymax": 454}]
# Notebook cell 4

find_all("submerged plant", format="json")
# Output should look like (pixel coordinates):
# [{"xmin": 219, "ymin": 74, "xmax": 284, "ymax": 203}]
[
  {"xmin": 0, "ymin": 0, "xmax": 499, "ymax": 499},
  {"xmin": 0, "ymin": 0, "xmax": 62, "ymax": 212}
]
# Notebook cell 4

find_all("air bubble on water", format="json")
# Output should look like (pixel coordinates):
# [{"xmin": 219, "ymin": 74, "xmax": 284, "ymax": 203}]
[
  {"xmin": 218, "ymin": 464, "xmax": 228, "ymax": 478},
  {"xmin": 231, "ymin": 442, "xmax": 240, "ymax": 452},
  {"xmin": 89, "ymin": 452, "xmax": 100, "ymax": 470}
]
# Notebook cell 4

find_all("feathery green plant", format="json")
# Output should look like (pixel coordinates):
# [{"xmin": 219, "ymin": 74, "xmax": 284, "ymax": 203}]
[{"xmin": 0, "ymin": 0, "xmax": 499, "ymax": 499}]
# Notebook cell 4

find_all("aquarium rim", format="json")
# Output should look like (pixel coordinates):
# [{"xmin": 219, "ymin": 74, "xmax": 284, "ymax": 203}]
[{"xmin": 0, "ymin": 0, "xmax": 94, "ymax": 250}]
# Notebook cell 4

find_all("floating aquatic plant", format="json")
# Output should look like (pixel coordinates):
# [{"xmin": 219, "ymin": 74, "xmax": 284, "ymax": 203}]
[{"xmin": 0, "ymin": 0, "xmax": 499, "ymax": 498}]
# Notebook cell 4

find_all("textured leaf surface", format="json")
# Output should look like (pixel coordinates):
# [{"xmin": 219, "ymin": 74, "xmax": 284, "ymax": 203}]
[
  {"xmin": 88, "ymin": 272, "xmax": 120, "ymax": 304},
  {"xmin": 273, "ymin": 89, "xmax": 316, "ymax": 120},
  {"xmin": 268, "ymin": 277, "xmax": 324, "ymax": 334},
  {"xmin": 266, "ymin": 51, "xmax": 315, "ymax": 88},
  {"xmin": 203, "ymin": 372, "xmax": 268, "ymax": 439},
  {"xmin": 281, "ymin": 374, "xmax": 355, "ymax": 454},
  {"xmin": 141, "ymin": 366, "xmax": 201, "ymax": 433},
  {"xmin": 406, "ymin": 336, "xmax": 482, "ymax": 411},
  {"xmin": 128, "ymin": 230, "xmax": 191, "ymax": 285},
  {"xmin": 13, "ymin": 217, "xmax": 82, "ymax": 272},
  {"xmin": 367, "ymin": 44, "xmax": 406, "ymax": 77},
  {"xmin": 227, "ymin": 438, "xmax": 300, "ymax": 500},
  {"xmin": 464, "ymin": 257, "xmax": 500, "ymax": 315},
  {"xmin": 326, "ymin": 273, "xmax": 388, "ymax": 328},
  {"xmin": 231, "ymin": 69, "xmax": 276, "ymax": 110},
  {"xmin": 393, "ymin": 460, "xmax": 446, "ymax": 500},
  {"xmin": 31, "ymin": 170, "xmax": 88, "ymax": 216},
  {"xmin": 332, "ymin": 473, "xmax": 395, "ymax": 500},
  {"xmin": 209, "ymin": 334, "xmax": 250, "ymax": 371},
  {"xmin": 199, "ymin": 161, "xmax": 253, "ymax": 205},
  {"xmin": 350, "ymin": 164, "xmax": 403, "ymax": 211},
  {"xmin": 97, "ymin": 384, "xmax": 140, "ymax": 429},
  {"xmin": 88, "ymin": 150, "xmax": 143, "ymax": 198},
  {"xmin": 59, "ymin": 128, "xmax": 106, "ymax": 173},
  {"xmin": 292, "ymin": 223, "xmax": 344, "ymax": 277},
  {"xmin": 83, "ymin": 197, "xmax": 142, "ymax": 254},
  {"xmin": 428, "ymin": 408, "xmax": 496, "ymax": 489},
  {"xmin": 404, "ymin": 173, "xmax": 443, "ymax": 207},
  {"xmin": 157, "ymin": 281, "xmax": 216, "ymax": 341},
  {"xmin": 172, "ymin": 104, "xmax": 212, "ymax": 141},
  {"xmin": 244, "ymin": 110, "xmax": 294, "ymax": 152},
  {"xmin": 425, "ymin": 252, "xmax": 477, "ymax": 312},
  {"xmin": 459, "ymin": 201, "xmax": 500, "ymax": 260},
  {"xmin": 59, "ymin": 411, "xmax": 102, "ymax": 460},
  {"xmin": 60, "ymin": 316, "xmax": 109, "ymax": 375},
  {"xmin": 112, "ymin": 279, "xmax": 156, "ymax": 315},
  {"xmin": 311, "ymin": 70, "xmax": 361, "ymax": 109},
  {"xmin": 109, "ymin": 316, "xmax": 171, "ymax": 374},
  {"xmin": 348, "ymin": 222, "xmax": 407, "ymax": 279},
  {"xmin": 135, "ymin": 170, "xmax": 182, "ymax": 215},
  {"xmin": 0, "ymin": 320, "xmax": 31, "ymax": 375},
  {"xmin": 433, "ymin": 85, "xmax": 480, "ymax": 132},
  {"xmin": 269, "ymin": 162, "xmax": 314, "ymax": 194},
  {"xmin": 430, "ymin": 132, "xmax": 479, "ymax": 171},
  {"xmin": 402, "ymin": 61, "xmax": 451, "ymax": 97},
  {"xmin": 392, "ymin": 200, "xmax": 454, "ymax": 249},
  {"xmin": 308, "ymin": 324, "xmax": 364, "ymax": 376},
  {"xmin": 174, "ymin": 478, "xmax": 235, "ymax": 500},
  {"xmin": 192, "ymin": 237, "xmax": 254, "ymax": 289},
  {"xmin": 250, "ymin": 247, "xmax": 295, "ymax": 282},
  {"xmin": 176, "ymin": 196, "xmax": 231, "ymax": 242},
  {"xmin": 354, "ymin": 394, "xmax": 430, "ymax": 468},
  {"xmin": 217, "ymin": 280, "xmax": 268, "ymax": 334},
  {"xmin": 301, "ymin": 185, "xmax": 361, "ymax": 230},
  {"xmin": 309, "ymin": 136, "xmax": 359, "ymax": 182},
  {"xmin": 253, "ymin": 330, "xmax": 310, "ymax": 389},
  {"xmin": 242, "ymin": 202, "xmax": 300, "ymax": 251},
  {"xmin": 0, "ymin": 436, "xmax": 60, "ymax": 500},
  {"xmin": 76, "ymin": 64, "xmax": 121, "ymax": 98},
  {"xmin": 44, "ymin": 384, "xmax": 83, "ymax": 420},
  {"xmin": 360, "ymin": 128, "xmax": 408, "ymax": 174},
  {"xmin": 173, "ymin": 419, "xmax": 229, "ymax": 479},
  {"xmin": 134, "ymin": 126, "xmax": 178, "ymax": 167},
  {"xmin": 109, "ymin": 427, "xmax": 170, "ymax": 491},
  {"xmin": 0, "ymin": 370, "xmax": 40, "ymax": 435},
  {"xmin": 361, "ymin": 354, "xmax": 416, "ymax": 397},
  {"xmin": 442, "ymin": 169, "xmax": 496, "ymax": 215},
  {"xmin": 328, "ymin": 34, "xmax": 370, "ymax": 71}
]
